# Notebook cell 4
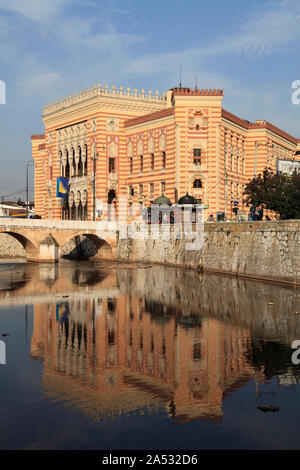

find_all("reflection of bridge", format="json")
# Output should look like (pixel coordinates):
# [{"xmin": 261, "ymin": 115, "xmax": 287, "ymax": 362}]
[
  {"xmin": 0, "ymin": 218, "xmax": 116, "ymax": 262},
  {"xmin": 0, "ymin": 288, "xmax": 120, "ymax": 307},
  {"xmin": 0, "ymin": 261, "xmax": 119, "ymax": 306}
]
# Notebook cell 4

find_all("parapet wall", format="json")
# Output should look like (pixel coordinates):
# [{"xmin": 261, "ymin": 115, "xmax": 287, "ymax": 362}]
[
  {"xmin": 0, "ymin": 220, "xmax": 299, "ymax": 285},
  {"xmin": 117, "ymin": 221, "xmax": 300, "ymax": 285}
]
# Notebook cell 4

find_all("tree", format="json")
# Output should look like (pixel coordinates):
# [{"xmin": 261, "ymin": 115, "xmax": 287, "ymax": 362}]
[{"xmin": 243, "ymin": 168, "xmax": 300, "ymax": 219}]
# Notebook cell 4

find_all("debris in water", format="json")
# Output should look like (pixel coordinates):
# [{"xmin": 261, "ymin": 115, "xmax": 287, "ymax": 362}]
[{"xmin": 257, "ymin": 405, "xmax": 280, "ymax": 412}]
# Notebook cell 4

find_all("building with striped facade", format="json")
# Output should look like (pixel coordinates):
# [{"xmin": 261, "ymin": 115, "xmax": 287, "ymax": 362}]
[{"xmin": 31, "ymin": 84, "xmax": 300, "ymax": 221}]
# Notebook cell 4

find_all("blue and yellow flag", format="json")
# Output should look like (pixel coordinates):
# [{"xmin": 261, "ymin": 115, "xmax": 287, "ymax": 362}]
[
  {"xmin": 56, "ymin": 302, "xmax": 69, "ymax": 323},
  {"xmin": 56, "ymin": 177, "xmax": 69, "ymax": 198}
]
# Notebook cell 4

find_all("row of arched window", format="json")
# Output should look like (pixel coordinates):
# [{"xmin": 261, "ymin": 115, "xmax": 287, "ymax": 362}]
[
  {"xmin": 59, "ymin": 145, "xmax": 88, "ymax": 179},
  {"xmin": 62, "ymin": 189, "xmax": 88, "ymax": 220}
]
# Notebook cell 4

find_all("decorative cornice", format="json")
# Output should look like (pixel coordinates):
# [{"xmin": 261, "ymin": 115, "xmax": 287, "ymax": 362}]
[
  {"xmin": 222, "ymin": 109, "xmax": 300, "ymax": 145},
  {"xmin": 222, "ymin": 109, "xmax": 249, "ymax": 130},
  {"xmin": 171, "ymin": 87, "xmax": 223, "ymax": 97},
  {"xmin": 124, "ymin": 108, "xmax": 174, "ymax": 127},
  {"xmin": 42, "ymin": 95, "xmax": 167, "ymax": 128},
  {"xmin": 31, "ymin": 134, "xmax": 45, "ymax": 140},
  {"xmin": 248, "ymin": 121, "xmax": 299, "ymax": 145},
  {"xmin": 43, "ymin": 83, "xmax": 167, "ymax": 116}
]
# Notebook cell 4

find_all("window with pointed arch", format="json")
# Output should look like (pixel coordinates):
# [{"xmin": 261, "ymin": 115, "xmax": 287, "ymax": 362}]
[
  {"xmin": 193, "ymin": 178, "xmax": 203, "ymax": 189},
  {"xmin": 84, "ymin": 144, "xmax": 88, "ymax": 176},
  {"xmin": 78, "ymin": 146, "xmax": 83, "ymax": 177}
]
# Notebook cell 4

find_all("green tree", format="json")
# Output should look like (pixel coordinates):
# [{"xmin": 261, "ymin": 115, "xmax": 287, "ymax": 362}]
[{"xmin": 243, "ymin": 168, "xmax": 300, "ymax": 219}]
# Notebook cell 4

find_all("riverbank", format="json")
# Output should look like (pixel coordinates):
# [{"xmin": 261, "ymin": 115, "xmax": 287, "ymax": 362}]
[
  {"xmin": 117, "ymin": 220, "xmax": 300, "ymax": 286},
  {"xmin": 0, "ymin": 220, "xmax": 299, "ymax": 285}
]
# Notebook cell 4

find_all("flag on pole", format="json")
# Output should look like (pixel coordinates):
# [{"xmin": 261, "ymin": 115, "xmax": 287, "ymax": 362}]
[{"xmin": 56, "ymin": 177, "xmax": 69, "ymax": 198}]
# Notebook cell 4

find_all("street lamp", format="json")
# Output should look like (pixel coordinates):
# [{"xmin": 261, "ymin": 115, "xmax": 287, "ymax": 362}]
[{"xmin": 26, "ymin": 161, "xmax": 34, "ymax": 218}]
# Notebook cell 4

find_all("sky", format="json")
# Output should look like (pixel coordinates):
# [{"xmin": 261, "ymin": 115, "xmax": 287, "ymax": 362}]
[{"xmin": 0, "ymin": 0, "xmax": 300, "ymax": 198}]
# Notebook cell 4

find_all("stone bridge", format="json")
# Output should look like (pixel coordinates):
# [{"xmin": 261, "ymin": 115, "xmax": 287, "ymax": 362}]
[{"xmin": 0, "ymin": 218, "xmax": 117, "ymax": 262}]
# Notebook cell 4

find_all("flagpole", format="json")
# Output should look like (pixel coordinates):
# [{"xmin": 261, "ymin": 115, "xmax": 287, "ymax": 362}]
[{"xmin": 26, "ymin": 161, "xmax": 34, "ymax": 218}]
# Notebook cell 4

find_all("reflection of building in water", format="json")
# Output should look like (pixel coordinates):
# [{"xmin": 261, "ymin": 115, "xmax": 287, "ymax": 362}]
[{"xmin": 31, "ymin": 295, "xmax": 256, "ymax": 423}]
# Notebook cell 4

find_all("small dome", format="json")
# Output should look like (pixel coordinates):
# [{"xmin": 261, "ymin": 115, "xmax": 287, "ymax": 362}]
[
  {"xmin": 177, "ymin": 193, "xmax": 196, "ymax": 205},
  {"xmin": 153, "ymin": 195, "xmax": 172, "ymax": 206}
]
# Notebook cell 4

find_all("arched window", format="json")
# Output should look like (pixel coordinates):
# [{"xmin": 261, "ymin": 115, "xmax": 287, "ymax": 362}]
[
  {"xmin": 84, "ymin": 144, "xmax": 88, "ymax": 176},
  {"xmin": 59, "ymin": 151, "xmax": 63, "ymax": 177},
  {"xmin": 78, "ymin": 146, "xmax": 83, "ymax": 177},
  {"xmin": 69, "ymin": 191, "xmax": 75, "ymax": 220},
  {"xmin": 71, "ymin": 148, "xmax": 76, "ymax": 177},
  {"xmin": 76, "ymin": 190, "xmax": 82, "ymax": 220},
  {"xmin": 65, "ymin": 149, "xmax": 70, "ymax": 178},
  {"xmin": 193, "ymin": 179, "xmax": 202, "ymax": 189}
]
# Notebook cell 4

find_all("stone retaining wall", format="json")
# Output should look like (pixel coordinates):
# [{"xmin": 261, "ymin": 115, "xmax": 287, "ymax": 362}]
[
  {"xmin": 116, "ymin": 221, "xmax": 300, "ymax": 285},
  {"xmin": 0, "ymin": 220, "xmax": 299, "ymax": 285}
]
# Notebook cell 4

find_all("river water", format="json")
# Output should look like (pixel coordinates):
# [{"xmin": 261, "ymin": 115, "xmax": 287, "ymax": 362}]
[{"xmin": 0, "ymin": 260, "xmax": 300, "ymax": 450}]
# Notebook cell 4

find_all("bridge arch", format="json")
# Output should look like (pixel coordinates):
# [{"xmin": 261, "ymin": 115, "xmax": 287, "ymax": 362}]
[
  {"xmin": 60, "ymin": 232, "xmax": 113, "ymax": 260},
  {"xmin": 0, "ymin": 231, "xmax": 38, "ymax": 259}
]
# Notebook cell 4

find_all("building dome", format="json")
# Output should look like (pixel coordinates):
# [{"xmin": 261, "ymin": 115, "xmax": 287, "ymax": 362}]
[
  {"xmin": 177, "ymin": 193, "xmax": 196, "ymax": 205},
  {"xmin": 153, "ymin": 195, "xmax": 172, "ymax": 206}
]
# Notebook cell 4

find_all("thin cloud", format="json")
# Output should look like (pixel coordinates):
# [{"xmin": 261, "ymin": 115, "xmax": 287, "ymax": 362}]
[
  {"xmin": 224, "ymin": 0, "xmax": 300, "ymax": 55},
  {"xmin": 125, "ymin": 0, "xmax": 300, "ymax": 76},
  {"xmin": 0, "ymin": 0, "xmax": 69, "ymax": 22},
  {"xmin": 0, "ymin": 0, "xmax": 300, "ymax": 194},
  {"xmin": 18, "ymin": 71, "xmax": 61, "ymax": 96},
  {"xmin": 0, "ymin": 15, "xmax": 10, "ymax": 37},
  {"xmin": 58, "ymin": 17, "xmax": 144, "ymax": 51}
]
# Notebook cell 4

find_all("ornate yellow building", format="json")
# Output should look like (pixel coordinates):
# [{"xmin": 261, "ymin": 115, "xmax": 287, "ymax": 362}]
[{"xmin": 31, "ymin": 83, "xmax": 300, "ymax": 221}]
